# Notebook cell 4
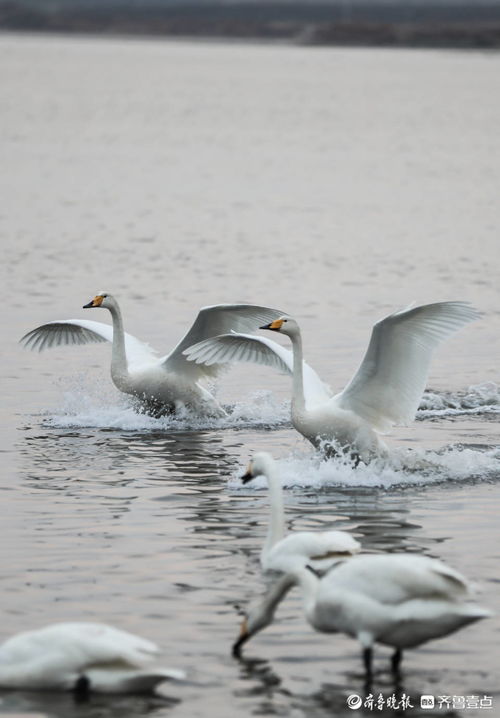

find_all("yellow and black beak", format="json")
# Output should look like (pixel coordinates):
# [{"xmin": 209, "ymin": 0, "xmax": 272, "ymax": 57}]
[
  {"xmin": 260, "ymin": 318, "xmax": 284, "ymax": 331},
  {"xmin": 83, "ymin": 295, "xmax": 104, "ymax": 309},
  {"xmin": 232, "ymin": 617, "xmax": 249, "ymax": 658},
  {"xmin": 241, "ymin": 462, "xmax": 254, "ymax": 485}
]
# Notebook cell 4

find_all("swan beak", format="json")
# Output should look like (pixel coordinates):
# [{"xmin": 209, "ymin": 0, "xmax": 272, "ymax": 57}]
[
  {"xmin": 260, "ymin": 318, "xmax": 284, "ymax": 331},
  {"xmin": 241, "ymin": 462, "xmax": 255, "ymax": 484},
  {"xmin": 83, "ymin": 295, "xmax": 103, "ymax": 309},
  {"xmin": 232, "ymin": 617, "xmax": 249, "ymax": 658}
]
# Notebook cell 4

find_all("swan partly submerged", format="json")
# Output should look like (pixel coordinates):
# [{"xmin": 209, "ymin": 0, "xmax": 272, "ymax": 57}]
[
  {"xmin": 241, "ymin": 452, "xmax": 360, "ymax": 573},
  {"xmin": 0, "ymin": 622, "xmax": 185, "ymax": 694},
  {"xmin": 185, "ymin": 302, "xmax": 480, "ymax": 459},
  {"xmin": 233, "ymin": 554, "xmax": 491, "ymax": 678},
  {"xmin": 20, "ymin": 294, "xmax": 287, "ymax": 416}
]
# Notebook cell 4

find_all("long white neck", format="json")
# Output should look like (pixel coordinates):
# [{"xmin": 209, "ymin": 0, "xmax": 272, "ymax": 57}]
[
  {"xmin": 289, "ymin": 329, "xmax": 306, "ymax": 412},
  {"xmin": 261, "ymin": 460, "xmax": 286, "ymax": 559},
  {"xmin": 107, "ymin": 299, "xmax": 129, "ymax": 388},
  {"xmin": 294, "ymin": 566, "xmax": 320, "ymax": 621}
]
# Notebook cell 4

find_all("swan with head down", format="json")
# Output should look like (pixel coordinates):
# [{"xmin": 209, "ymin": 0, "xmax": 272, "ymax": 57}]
[
  {"xmin": 233, "ymin": 552, "xmax": 492, "ymax": 680},
  {"xmin": 185, "ymin": 302, "xmax": 480, "ymax": 460},
  {"xmin": 0, "ymin": 621, "xmax": 185, "ymax": 694},
  {"xmin": 20, "ymin": 293, "xmax": 288, "ymax": 417}
]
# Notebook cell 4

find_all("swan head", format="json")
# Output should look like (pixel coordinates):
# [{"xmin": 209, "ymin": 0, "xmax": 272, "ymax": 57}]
[
  {"xmin": 83, "ymin": 292, "xmax": 114, "ymax": 310},
  {"xmin": 232, "ymin": 597, "xmax": 277, "ymax": 658},
  {"xmin": 259, "ymin": 316, "xmax": 299, "ymax": 337},
  {"xmin": 241, "ymin": 452, "xmax": 274, "ymax": 485}
]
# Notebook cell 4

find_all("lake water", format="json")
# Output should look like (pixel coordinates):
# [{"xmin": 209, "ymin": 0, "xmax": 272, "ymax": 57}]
[{"xmin": 1, "ymin": 33, "xmax": 499, "ymax": 718}]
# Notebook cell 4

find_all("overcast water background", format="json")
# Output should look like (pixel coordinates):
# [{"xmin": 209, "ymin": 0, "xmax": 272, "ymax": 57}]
[{"xmin": 1, "ymin": 34, "xmax": 500, "ymax": 717}]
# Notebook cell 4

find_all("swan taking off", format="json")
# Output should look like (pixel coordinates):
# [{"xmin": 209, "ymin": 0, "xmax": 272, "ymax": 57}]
[
  {"xmin": 185, "ymin": 302, "xmax": 480, "ymax": 459},
  {"xmin": 241, "ymin": 452, "xmax": 360, "ymax": 573},
  {"xmin": 0, "ymin": 622, "xmax": 185, "ymax": 694},
  {"xmin": 233, "ymin": 554, "xmax": 492, "ymax": 678},
  {"xmin": 20, "ymin": 294, "xmax": 286, "ymax": 416}
]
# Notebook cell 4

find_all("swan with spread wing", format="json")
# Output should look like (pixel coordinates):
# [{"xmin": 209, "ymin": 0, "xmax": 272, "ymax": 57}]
[
  {"xmin": 184, "ymin": 302, "xmax": 480, "ymax": 458},
  {"xmin": 20, "ymin": 293, "xmax": 288, "ymax": 416}
]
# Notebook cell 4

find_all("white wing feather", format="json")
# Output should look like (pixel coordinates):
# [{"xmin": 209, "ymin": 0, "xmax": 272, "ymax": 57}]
[
  {"xmin": 323, "ymin": 554, "xmax": 471, "ymax": 604},
  {"xmin": 335, "ymin": 302, "xmax": 480, "ymax": 431},
  {"xmin": 20, "ymin": 320, "xmax": 157, "ymax": 368},
  {"xmin": 184, "ymin": 332, "xmax": 331, "ymax": 409},
  {"xmin": 161, "ymin": 303, "xmax": 286, "ymax": 382},
  {"xmin": 264, "ymin": 531, "xmax": 361, "ymax": 573}
]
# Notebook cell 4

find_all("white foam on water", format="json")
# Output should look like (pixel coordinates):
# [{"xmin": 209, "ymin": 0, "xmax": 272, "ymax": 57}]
[
  {"xmin": 43, "ymin": 376, "xmax": 290, "ymax": 432},
  {"xmin": 228, "ymin": 445, "xmax": 500, "ymax": 490},
  {"xmin": 418, "ymin": 382, "xmax": 500, "ymax": 418}
]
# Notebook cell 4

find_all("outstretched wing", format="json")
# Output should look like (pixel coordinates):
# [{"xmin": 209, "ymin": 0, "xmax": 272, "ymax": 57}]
[
  {"xmin": 184, "ymin": 332, "xmax": 331, "ymax": 409},
  {"xmin": 20, "ymin": 320, "xmax": 157, "ymax": 367},
  {"xmin": 334, "ymin": 302, "xmax": 480, "ymax": 432},
  {"xmin": 161, "ymin": 303, "xmax": 286, "ymax": 381}
]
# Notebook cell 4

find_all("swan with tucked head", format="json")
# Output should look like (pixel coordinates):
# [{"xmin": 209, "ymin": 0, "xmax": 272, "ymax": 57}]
[
  {"xmin": 233, "ymin": 553, "xmax": 492, "ymax": 680},
  {"xmin": 185, "ymin": 302, "xmax": 480, "ymax": 460},
  {"xmin": 0, "ymin": 622, "xmax": 185, "ymax": 694},
  {"xmin": 241, "ymin": 452, "xmax": 360, "ymax": 574},
  {"xmin": 20, "ymin": 293, "xmax": 287, "ymax": 416}
]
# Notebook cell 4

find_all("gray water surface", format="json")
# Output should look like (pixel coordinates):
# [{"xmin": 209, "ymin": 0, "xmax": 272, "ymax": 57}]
[{"xmin": 1, "ymin": 34, "xmax": 499, "ymax": 718}]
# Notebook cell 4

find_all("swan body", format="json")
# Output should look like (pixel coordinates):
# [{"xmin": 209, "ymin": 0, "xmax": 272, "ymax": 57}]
[
  {"xmin": 0, "ymin": 622, "xmax": 185, "ymax": 694},
  {"xmin": 20, "ymin": 294, "xmax": 286, "ymax": 416},
  {"xmin": 233, "ymin": 554, "xmax": 492, "ymax": 677},
  {"xmin": 241, "ymin": 452, "xmax": 360, "ymax": 573},
  {"xmin": 186, "ymin": 302, "xmax": 480, "ymax": 458}
]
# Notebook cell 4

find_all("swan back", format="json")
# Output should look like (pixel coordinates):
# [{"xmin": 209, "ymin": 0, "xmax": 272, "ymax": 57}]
[{"xmin": 0, "ymin": 622, "xmax": 184, "ymax": 692}]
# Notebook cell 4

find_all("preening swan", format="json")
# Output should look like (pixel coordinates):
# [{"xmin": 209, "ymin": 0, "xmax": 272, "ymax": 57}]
[
  {"xmin": 185, "ymin": 302, "xmax": 480, "ymax": 459},
  {"xmin": 0, "ymin": 622, "xmax": 185, "ymax": 694},
  {"xmin": 20, "ymin": 294, "xmax": 286, "ymax": 416},
  {"xmin": 233, "ymin": 554, "xmax": 492, "ymax": 678},
  {"xmin": 241, "ymin": 452, "xmax": 360, "ymax": 573}
]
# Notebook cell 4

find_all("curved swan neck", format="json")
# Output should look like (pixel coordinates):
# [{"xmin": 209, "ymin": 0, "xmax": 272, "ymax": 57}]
[
  {"xmin": 289, "ymin": 329, "xmax": 306, "ymax": 412},
  {"xmin": 107, "ymin": 299, "xmax": 129, "ymax": 382},
  {"xmin": 262, "ymin": 460, "xmax": 286, "ymax": 557},
  {"xmin": 294, "ymin": 567, "xmax": 320, "ymax": 618}
]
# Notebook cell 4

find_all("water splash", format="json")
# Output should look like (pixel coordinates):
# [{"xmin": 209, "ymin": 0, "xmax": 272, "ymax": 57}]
[
  {"xmin": 44, "ymin": 376, "xmax": 290, "ymax": 432},
  {"xmin": 419, "ymin": 382, "xmax": 500, "ymax": 419},
  {"xmin": 228, "ymin": 445, "xmax": 500, "ymax": 490}
]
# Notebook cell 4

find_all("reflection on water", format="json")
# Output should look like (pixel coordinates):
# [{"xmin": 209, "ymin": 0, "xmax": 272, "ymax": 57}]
[{"xmin": 0, "ymin": 690, "xmax": 180, "ymax": 718}]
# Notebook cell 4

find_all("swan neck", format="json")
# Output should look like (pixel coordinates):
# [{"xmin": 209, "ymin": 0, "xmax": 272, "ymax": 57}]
[
  {"xmin": 290, "ymin": 331, "xmax": 306, "ymax": 411},
  {"xmin": 108, "ymin": 301, "xmax": 129, "ymax": 383},
  {"xmin": 295, "ymin": 567, "xmax": 320, "ymax": 618},
  {"xmin": 262, "ymin": 463, "xmax": 286, "ymax": 557}
]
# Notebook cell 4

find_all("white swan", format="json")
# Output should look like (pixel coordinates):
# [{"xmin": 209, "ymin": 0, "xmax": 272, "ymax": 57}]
[
  {"xmin": 233, "ymin": 554, "xmax": 492, "ymax": 678},
  {"xmin": 20, "ymin": 294, "xmax": 287, "ymax": 416},
  {"xmin": 241, "ymin": 452, "xmax": 360, "ymax": 573},
  {"xmin": 0, "ymin": 622, "xmax": 185, "ymax": 694},
  {"xmin": 185, "ymin": 302, "xmax": 480, "ymax": 459}
]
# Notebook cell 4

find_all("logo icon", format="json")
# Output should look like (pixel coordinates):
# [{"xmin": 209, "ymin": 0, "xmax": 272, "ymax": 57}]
[
  {"xmin": 421, "ymin": 695, "xmax": 435, "ymax": 709},
  {"xmin": 347, "ymin": 694, "xmax": 363, "ymax": 710}
]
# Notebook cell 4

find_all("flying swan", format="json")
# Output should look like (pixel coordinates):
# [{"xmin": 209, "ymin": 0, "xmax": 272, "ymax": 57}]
[
  {"xmin": 232, "ymin": 553, "xmax": 491, "ymax": 678},
  {"xmin": 20, "ymin": 293, "xmax": 288, "ymax": 416},
  {"xmin": 241, "ymin": 452, "xmax": 360, "ymax": 573},
  {"xmin": 0, "ymin": 622, "xmax": 185, "ymax": 694},
  {"xmin": 185, "ymin": 302, "xmax": 480, "ymax": 459}
]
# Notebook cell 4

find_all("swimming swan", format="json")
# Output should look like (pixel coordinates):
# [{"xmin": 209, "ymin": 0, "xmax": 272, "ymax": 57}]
[
  {"xmin": 0, "ymin": 622, "xmax": 185, "ymax": 694},
  {"xmin": 185, "ymin": 302, "xmax": 480, "ymax": 458},
  {"xmin": 233, "ymin": 554, "xmax": 491, "ymax": 678},
  {"xmin": 20, "ymin": 294, "xmax": 286, "ymax": 416},
  {"xmin": 241, "ymin": 452, "xmax": 360, "ymax": 573}
]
